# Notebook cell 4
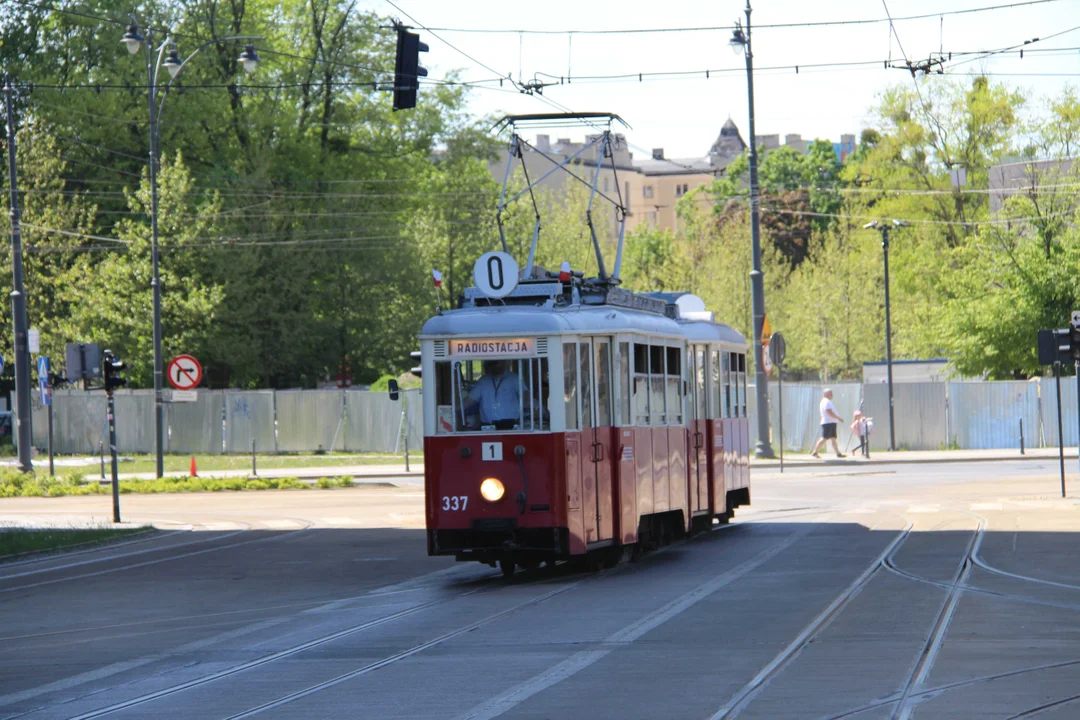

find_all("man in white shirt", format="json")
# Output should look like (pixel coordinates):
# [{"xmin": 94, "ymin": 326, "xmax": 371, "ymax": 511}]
[
  {"xmin": 811, "ymin": 388, "xmax": 845, "ymax": 458},
  {"xmin": 464, "ymin": 360, "xmax": 522, "ymax": 429}
]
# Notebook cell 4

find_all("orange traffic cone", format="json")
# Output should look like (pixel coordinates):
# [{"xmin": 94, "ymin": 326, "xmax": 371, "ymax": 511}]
[{"xmin": 190, "ymin": 456, "xmax": 198, "ymax": 477}]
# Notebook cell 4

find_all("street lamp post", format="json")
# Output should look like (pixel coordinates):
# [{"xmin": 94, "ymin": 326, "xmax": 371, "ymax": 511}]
[
  {"xmin": 863, "ymin": 219, "xmax": 908, "ymax": 451},
  {"xmin": 730, "ymin": 0, "xmax": 774, "ymax": 458},
  {"xmin": 122, "ymin": 21, "xmax": 260, "ymax": 478}
]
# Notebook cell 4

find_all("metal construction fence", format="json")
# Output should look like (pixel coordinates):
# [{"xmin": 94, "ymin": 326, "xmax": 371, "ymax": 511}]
[
  {"xmin": 750, "ymin": 379, "xmax": 1078, "ymax": 453},
  {"xmin": 21, "ymin": 379, "xmax": 1080, "ymax": 455},
  {"xmin": 28, "ymin": 388, "xmax": 423, "ymax": 455}
]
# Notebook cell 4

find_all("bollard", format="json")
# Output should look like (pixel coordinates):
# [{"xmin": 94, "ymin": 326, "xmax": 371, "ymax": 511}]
[
  {"xmin": 99, "ymin": 440, "xmax": 105, "ymax": 480},
  {"xmin": 251, "ymin": 437, "xmax": 257, "ymax": 477},
  {"xmin": 1019, "ymin": 417, "xmax": 1025, "ymax": 455}
]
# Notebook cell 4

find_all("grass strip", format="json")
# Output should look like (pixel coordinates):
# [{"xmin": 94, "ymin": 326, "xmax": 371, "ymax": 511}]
[
  {"xmin": 0, "ymin": 527, "xmax": 149, "ymax": 557},
  {"xmin": 0, "ymin": 469, "xmax": 356, "ymax": 498}
]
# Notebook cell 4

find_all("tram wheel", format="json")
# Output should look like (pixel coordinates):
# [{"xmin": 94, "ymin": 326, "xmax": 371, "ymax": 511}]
[
  {"xmin": 499, "ymin": 558, "xmax": 516, "ymax": 578},
  {"xmin": 518, "ymin": 557, "xmax": 541, "ymax": 572}
]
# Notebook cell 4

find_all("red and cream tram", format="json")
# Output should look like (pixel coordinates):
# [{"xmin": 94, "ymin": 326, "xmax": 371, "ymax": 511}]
[{"xmin": 420, "ymin": 276, "xmax": 750, "ymax": 575}]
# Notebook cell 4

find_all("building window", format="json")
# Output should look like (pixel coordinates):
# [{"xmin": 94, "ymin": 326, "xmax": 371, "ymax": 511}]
[
  {"xmin": 643, "ymin": 185, "xmax": 654, "ymax": 199},
  {"xmin": 603, "ymin": 177, "xmax": 609, "ymax": 193},
  {"xmin": 674, "ymin": 183, "xmax": 689, "ymax": 197}
]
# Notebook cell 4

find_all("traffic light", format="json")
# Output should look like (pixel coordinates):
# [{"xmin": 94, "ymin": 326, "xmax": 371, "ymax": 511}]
[
  {"xmin": 102, "ymin": 350, "xmax": 127, "ymax": 391},
  {"xmin": 410, "ymin": 350, "xmax": 422, "ymax": 378},
  {"xmin": 393, "ymin": 25, "xmax": 428, "ymax": 111},
  {"xmin": 1072, "ymin": 311, "xmax": 1080, "ymax": 360}
]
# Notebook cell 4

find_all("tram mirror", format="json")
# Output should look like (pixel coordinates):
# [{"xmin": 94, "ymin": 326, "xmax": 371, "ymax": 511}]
[{"xmin": 388, "ymin": 379, "xmax": 400, "ymax": 401}]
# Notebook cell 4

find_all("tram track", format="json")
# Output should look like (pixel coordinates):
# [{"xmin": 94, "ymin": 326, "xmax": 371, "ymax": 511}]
[
  {"xmin": 58, "ymin": 517, "xmax": 747, "ymax": 720},
  {"xmin": 0, "ymin": 523, "xmax": 310, "ymax": 596},
  {"xmin": 0, "ymin": 528, "xmax": 180, "ymax": 569},
  {"xmin": 709, "ymin": 521, "xmax": 914, "ymax": 720}
]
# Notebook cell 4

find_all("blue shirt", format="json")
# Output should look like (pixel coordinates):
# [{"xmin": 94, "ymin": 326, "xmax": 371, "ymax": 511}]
[{"xmin": 468, "ymin": 372, "xmax": 522, "ymax": 424}]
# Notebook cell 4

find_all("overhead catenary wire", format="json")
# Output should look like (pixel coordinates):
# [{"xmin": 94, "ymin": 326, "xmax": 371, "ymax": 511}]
[{"xmin": 419, "ymin": 0, "xmax": 1065, "ymax": 34}]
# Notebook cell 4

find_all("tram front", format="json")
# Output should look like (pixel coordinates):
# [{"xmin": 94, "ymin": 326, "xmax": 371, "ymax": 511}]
[{"xmin": 420, "ymin": 308, "xmax": 572, "ymax": 574}]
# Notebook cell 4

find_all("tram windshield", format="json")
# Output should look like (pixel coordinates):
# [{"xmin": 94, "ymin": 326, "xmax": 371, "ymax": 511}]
[{"xmin": 433, "ymin": 357, "xmax": 550, "ymax": 434}]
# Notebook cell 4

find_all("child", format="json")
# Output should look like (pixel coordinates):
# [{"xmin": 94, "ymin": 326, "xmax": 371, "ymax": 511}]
[{"xmin": 850, "ymin": 411, "xmax": 874, "ymax": 457}]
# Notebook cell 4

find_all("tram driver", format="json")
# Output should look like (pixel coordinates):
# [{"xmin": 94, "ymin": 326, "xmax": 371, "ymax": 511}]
[{"xmin": 463, "ymin": 360, "xmax": 525, "ymax": 430}]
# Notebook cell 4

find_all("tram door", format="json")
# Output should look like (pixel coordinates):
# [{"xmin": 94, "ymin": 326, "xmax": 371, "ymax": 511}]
[
  {"xmin": 580, "ymin": 337, "xmax": 614, "ymax": 544},
  {"xmin": 688, "ymin": 346, "xmax": 708, "ymax": 515}
]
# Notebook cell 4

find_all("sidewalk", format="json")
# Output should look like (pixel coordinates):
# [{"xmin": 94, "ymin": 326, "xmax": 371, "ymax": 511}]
[
  {"xmin": 752, "ymin": 447, "xmax": 1079, "ymax": 468},
  {"xmin": 108, "ymin": 463, "xmax": 423, "ymax": 483}
]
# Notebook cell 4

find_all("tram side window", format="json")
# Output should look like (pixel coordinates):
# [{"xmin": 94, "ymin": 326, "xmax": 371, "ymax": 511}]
[
  {"xmin": 738, "ymin": 353, "xmax": 747, "ymax": 417},
  {"xmin": 633, "ymin": 343, "xmax": 650, "ymax": 425},
  {"xmin": 433, "ymin": 358, "xmax": 550, "ymax": 434},
  {"xmin": 619, "ymin": 342, "xmax": 631, "ymax": 426},
  {"xmin": 564, "ymin": 344, "xmax": 578, "ymax": 431},
  {"xmin": 695, "ymin": 346, "xmax": 706, "ymax": 421},
  {"xmin": 710, "ymin": 348, "xmax": 721, "ymax": 419},
  {"xmin": 665, "ymin": 346, "xmax": 682, "ymax": 425},
  {"xmin": 580, "ymin": 342, "xmax": 593, "ymax": 429},
  {"xmin": 649, "ymin": 344, "xmax": 666, "ymax": 425},
  {"xmin": 722, "ymin": 352, "xmax": 732, "ymax": 418}
]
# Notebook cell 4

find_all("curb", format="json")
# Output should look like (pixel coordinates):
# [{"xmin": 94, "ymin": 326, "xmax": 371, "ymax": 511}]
[{"xmin": 753, "ymin": 453, "xmax": 1080, "ymax": 468}]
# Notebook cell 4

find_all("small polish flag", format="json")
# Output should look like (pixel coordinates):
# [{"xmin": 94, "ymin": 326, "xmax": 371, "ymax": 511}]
[
  {"xmin": 559, "ymin": 261, "xmax": 571, "ymax": 282},
  {"xmin": 432, "ymin": 269, "xmax": 443, "ymax": 288}
]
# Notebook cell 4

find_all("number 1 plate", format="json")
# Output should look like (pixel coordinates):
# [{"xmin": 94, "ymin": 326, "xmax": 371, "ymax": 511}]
[{"xmin": 482, "ymin": 442, "xmax": 503, "ymax": 461}]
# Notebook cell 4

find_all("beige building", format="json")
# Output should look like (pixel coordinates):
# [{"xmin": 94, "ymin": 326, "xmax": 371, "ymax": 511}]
[{"xmin": 488, "ymin": 120, "xmax": 850, "ymax": 235}]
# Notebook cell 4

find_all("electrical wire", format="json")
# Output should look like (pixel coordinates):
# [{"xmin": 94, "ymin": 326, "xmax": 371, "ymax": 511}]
[{"xmin": 420, "ymin": 1, "xmax": 1066, "ymax": 34}]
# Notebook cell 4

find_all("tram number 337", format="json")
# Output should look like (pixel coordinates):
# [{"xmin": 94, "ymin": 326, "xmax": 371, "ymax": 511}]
[{"xmin": 442, "ymin": 495, "xmax": 469, "ymax": 511}]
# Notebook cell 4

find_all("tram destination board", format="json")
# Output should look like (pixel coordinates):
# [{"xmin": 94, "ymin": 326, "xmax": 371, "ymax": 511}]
[{"xmin": 449, "ymin": 338, "xmax": 534, "ymax": 357}]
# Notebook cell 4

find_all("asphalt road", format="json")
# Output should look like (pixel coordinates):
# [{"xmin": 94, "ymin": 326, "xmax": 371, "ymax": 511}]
[{"xmin": 1, "ymin": 460, "xmax": 1079, "ymax": 719}]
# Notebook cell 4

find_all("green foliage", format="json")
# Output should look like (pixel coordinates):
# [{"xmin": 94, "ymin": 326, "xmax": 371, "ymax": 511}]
[{"xmin": 0, "ymin": 0, "xmax": 498, "ymax": 388}]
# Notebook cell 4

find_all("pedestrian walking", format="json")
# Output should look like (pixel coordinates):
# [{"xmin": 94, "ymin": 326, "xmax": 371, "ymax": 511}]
[
  {"xmin": 849, "ymin": 411, "xmax": 874, "ymax": 457},
  {"xmin": 811, "ymin": 388, "xmax": 846, "ymax": 458}
]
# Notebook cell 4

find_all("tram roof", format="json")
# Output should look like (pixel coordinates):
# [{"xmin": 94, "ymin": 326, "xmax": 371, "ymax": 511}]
[{"xmin": 420, "ymin": 304, "xmax": 746, "ymax": 347}]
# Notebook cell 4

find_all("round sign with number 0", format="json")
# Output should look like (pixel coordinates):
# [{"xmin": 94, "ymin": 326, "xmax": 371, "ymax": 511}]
[{"xmin": 473, "ymin": 251, "xmax": 519, "ymax": 299}]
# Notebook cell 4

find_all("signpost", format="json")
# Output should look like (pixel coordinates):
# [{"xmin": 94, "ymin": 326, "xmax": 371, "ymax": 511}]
[
  {"xmin": 37, "ymin": 356, "xmax": 53, "ymax": 476},
  {"xmin": 167, "ymin": 354, "xmax": 203, "ymax": 391},
  {"xmin": 769, "ymin": 332, "xmax": 787, "ymax": 473},
  {"xmin": 1036, "ymin": 319, "xmax": 1078, "ymax": 499}
]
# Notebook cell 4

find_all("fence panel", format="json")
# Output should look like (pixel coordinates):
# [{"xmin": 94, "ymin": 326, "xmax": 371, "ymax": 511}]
[
  {"xmin": 224, "ymin": 391, "xmax": 277, "ymax": 454},
  {"xmin": 1039, "ymin": 376, "xmax": 1079, "ymax": 448},
  {"xmin": 51, "ymin": 391, "xmax": 107, "ymax": 454},
  {"xmin": 276, "ymin": 390, "xmax": 344, "ymax": 452},
  {"xmin": 31, "ymin": 393, "xmax": 48, "ymax": 450},
  {"xmin": 948, "ymin": 381, "xmax": 1038, "ymax": 449},
  {"xmin": 112, "ymin": 391, "xmax": 155, "ymax": 454},
  {"xmin": 863, "ymin": 383, "xmax": 947, "ymax": 450},
  {"xmin": 755, "ymin": 382, "xmax": 862, "ymax": 453},
  {"xmin": 167, "ymin": 391, "xmax": 225, "ymax": 454},
  {"xmin": 404, "ymin": 389, "xmax": 424, "ymax": 450},
  {"xmin": 345, "ymin": 392, "xmax": 400, "ymax": 452}
]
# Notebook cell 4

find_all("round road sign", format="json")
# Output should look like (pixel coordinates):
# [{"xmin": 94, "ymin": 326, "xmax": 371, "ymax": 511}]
[
  {"xmin": 473, "ymin": 251, "xmax": 519, "ymax": 299},
  {"xmin": 168, "ymin": 354, "xmax": 203, "ymax": 390}
]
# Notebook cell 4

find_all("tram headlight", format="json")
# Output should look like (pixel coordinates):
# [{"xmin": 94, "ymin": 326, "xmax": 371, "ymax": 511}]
[{"xmin": 480, "ymin": 477, "xmax": 505, "ymax": 503}]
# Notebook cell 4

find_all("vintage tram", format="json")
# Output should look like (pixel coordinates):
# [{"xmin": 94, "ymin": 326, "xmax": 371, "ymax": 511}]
[
  {"xmin": 419, "ymin": 277, "xmax": 750, "ymax": 575},
  {"xmin": 418, "ymin": 113, "xmax": 751, "ymax": 575}
]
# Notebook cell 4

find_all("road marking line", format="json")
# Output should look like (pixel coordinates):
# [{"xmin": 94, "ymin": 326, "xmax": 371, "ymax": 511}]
[{"xmin": 457, "ymin": 526, "xmax": 815, "ymax": 720}]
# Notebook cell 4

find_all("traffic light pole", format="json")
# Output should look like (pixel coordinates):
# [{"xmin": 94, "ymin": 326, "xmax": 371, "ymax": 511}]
[
  {"xmin": 107, "ymin": 388, "xmax": 121, "ymax": 523},
  {"xmin": 4, "ymin": 75, "xmax": 34, "ymax": 474}
]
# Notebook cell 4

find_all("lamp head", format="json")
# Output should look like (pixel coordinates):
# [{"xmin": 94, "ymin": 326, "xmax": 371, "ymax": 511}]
[
  {"xmin": 121, "ymin": 24, "xmax": 145, "ymax": 54},
  {"xmin": 729, "ymin": 27, "xmax": 747, "ymax": 55},
  {"xmin": 162, "ymin": 47, "xmax": 183, "ymax": 78},
  {"xmin": 863, "ymin": 220, "xmax": 879, "ymax": 230},
  {"xmin": 238, "ymin": 44, "xmax": 260, "ymax": 74}
]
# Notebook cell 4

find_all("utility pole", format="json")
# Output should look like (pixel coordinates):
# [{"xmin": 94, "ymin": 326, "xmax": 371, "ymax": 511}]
[
  {"xmin": 731, "ymin": 1, "xmax": 774, "ymax": 458},
  {"xmin": 4, "ymin": 74, "xmax": 33, "ymax": 473}
]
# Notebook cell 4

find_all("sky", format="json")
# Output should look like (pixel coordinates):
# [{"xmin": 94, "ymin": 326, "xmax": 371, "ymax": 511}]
[{"xmin": 367, "ymin": 0, "xmax": 1080, "ymax": 160}]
